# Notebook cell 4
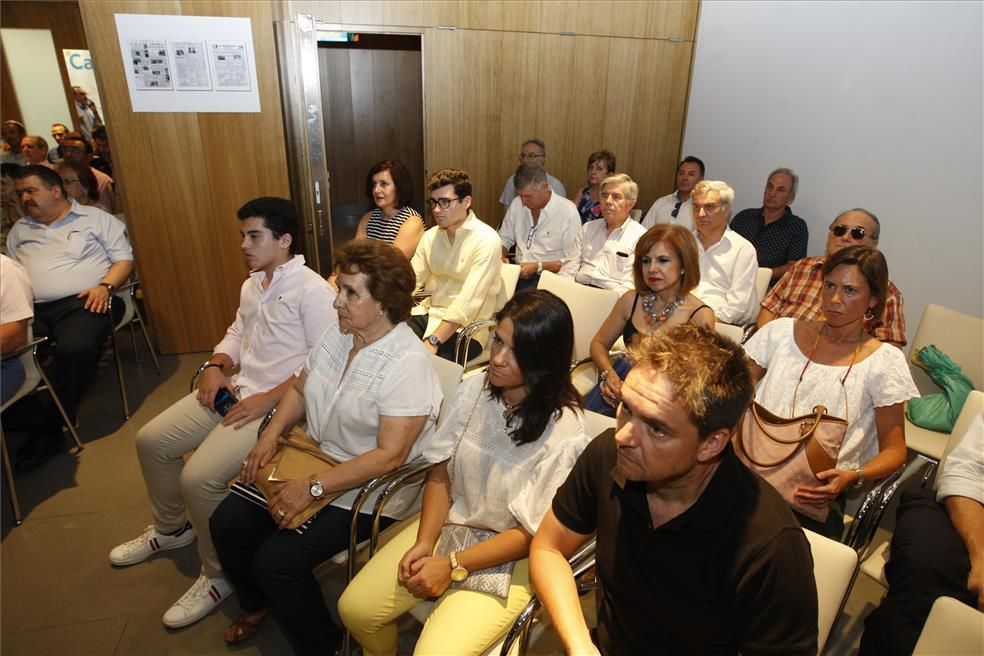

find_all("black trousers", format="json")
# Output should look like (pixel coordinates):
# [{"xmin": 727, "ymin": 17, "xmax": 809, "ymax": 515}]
[
  {"xmin": 407, "ymin": 314, "xmax": 483, "ymax": 363},
  {"xmin": 860, "ymin": 488, "xmax": 975, "ymax": 655},
  {"xmin": 210, "ymin": 494, "xmax": 392, "ymax": 656},
  {"xmin": 31, "ymin": 295, "xmax": 121, "ymax": 424}
]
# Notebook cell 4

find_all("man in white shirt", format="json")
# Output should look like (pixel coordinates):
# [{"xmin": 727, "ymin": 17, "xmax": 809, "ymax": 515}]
[
  {"xmin": 861, "ymin": 412, "xmax": 984, "ymax": 653},
  {"xmin": 108, "ymin": 197, "xmax": 337, "ymax": 630},
  {"xmin": 7, "ymin": 165, "xmax": 133, "ymax": 469},
  {"xmin": 690, "ymin": 180, "xmax": 759, "ymax": 325},
  {"xmin": 411, "ymin": 168, "xmax": 503, "ymax": 362},
  {"xmin": 0, "ymin": 254, "xmax": 33, "ymax": 404},
  {"xmin": 641, "ymin": 156, "xmax": 705, "ymax": 228},
  {"xmin": 1, "ymin": 120, "xmax": 26, "ymax": 166},
  {"xmin": 558, "ymin": 173, "xmax": 647, "ymax": 295},
  {"xmin": 499, "ymin": 164, "xmax": 581, "ymax": 291},
  {"xmin": 499, "ymin": 139, "xmax": 567, "ymax": 207}
]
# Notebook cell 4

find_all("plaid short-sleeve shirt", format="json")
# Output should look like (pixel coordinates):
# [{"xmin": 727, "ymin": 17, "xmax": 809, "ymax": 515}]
[{"xmin": 761, "ymin": 256, "xmax": 907, "ymax": 345}]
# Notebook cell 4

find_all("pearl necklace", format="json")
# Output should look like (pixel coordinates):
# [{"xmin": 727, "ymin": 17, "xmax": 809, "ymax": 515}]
[{"xmin": 641, "ymin": 294, "xmax": 685, "ymax": 326}]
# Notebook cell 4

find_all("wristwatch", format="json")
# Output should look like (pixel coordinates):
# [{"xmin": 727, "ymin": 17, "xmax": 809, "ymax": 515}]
[
  {"xmin": 449, "ymin": 552, "xmax": 469, "ymax": 582},
  {"xmin": 309, "ymin": 477, "xmax": 325, "ymax": 499},
  {"xmin": 852, "ymin": 468, "xmax": 865, "ymax": 489},
  {"xmin": 536, "ymin": 261, "xmax": 543, "ymax": 274},
  {"xmin": 99, "ymin": 282, "xmax": 115, "ymax": 294},
  {"xmin": 426, "ymin": 334, "xmax": 442, "ymax": 348}
]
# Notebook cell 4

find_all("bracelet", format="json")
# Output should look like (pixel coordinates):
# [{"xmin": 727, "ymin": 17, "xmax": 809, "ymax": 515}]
[
  {"xmin": 600, "ymin": 368, "xmax": 616, "ymax": 381},
  {"xmin": 99, "ymin": 282, "xmax": 115, "ymax": 294},
  {"xmin": 203, "ymin": 362, "xmax": 224, "ymax": 372}
]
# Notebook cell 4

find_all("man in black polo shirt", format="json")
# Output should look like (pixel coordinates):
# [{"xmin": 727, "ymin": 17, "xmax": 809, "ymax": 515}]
[
  {"xmin": 731, "ymin": 168, "xmax": 809, "ymax": 284},
  {"xmin": 530, "ymin": 324, "xmax": 818, "ymax": 655}
]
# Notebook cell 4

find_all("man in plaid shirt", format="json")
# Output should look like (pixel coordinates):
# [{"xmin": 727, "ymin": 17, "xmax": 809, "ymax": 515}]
[{"xmin": 756, "ymin": 208, "xmax": 906, "ymax": 347}]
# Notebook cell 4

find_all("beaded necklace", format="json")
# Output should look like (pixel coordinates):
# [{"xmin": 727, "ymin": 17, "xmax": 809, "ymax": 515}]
[{"xmin": 641, "ymin": 294, "xmax": 685, "ymax": 326}]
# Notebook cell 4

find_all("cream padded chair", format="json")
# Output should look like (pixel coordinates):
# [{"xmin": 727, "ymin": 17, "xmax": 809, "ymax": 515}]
[
  {"xmin": 804, "ymin": 529, "xmax": 859, "ymax": 653},
  {"xmin": 714, "ymin": 267, "xmax": 772, "ymax": 340},
  {"xmin": 860, "ymin": 390, "xmax": 984, "ymax": 586},
  {"xmin": 454, "ymin": 263, "xmax": 521, "ymax": 370},
  {"xmin": 904, "ymin": 304, "xmax": 983, "ymax": 462},
  {"xmin": 912, "ymin": 596, "xmax": 984, "ymax": 655}
]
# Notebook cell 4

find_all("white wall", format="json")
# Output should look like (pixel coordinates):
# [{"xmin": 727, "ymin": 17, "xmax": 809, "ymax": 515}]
[
  {"xmin": 683, "ymin": 1, "xmax": 983, "ymax": 347},
  {"xmin": 0, "ymin": 28, "xmax": 74, "ymax": 137}
]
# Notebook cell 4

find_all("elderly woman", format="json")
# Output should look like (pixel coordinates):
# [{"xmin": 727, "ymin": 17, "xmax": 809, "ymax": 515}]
[
  {"xmin": 354, "ymin": 159, "xmax": 425, "ymax": 259},
  {"xmin": 742, "ymin": 246, "xmax": 918, "ymax": 537},
  {"xmin": 584, "ymin": 224, "xmax": 715, "ymax": 416},
  {"xmin": 572, "ymin": 149, "xmax": 616, "ymax": 224},
  {"xmin": 57, "ymin": 160, "xmax": 108, "ymax": 211},
  {"xmin": 338, "ymin": 289, "xmax": 590, "ymax": 655},
  {"xmin": 209, "ymin": 240, "xmax": 443, "ymax": 654}
]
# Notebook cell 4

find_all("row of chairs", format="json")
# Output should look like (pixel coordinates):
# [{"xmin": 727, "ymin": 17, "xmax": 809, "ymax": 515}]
[{"xmin": 0, "ymin": 280, "xmax": 158, "ymax": 524}]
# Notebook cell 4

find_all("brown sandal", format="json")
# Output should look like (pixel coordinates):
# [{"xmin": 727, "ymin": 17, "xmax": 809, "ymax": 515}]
[{"xmin": 224, "ymin": 610, "xmax": 269, "ymax": 645}]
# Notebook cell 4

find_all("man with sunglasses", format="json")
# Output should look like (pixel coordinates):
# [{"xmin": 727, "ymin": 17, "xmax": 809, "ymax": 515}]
[
  {"xmin": 499, "ymin": 164, "xmax": 581, "ymax": 291},
  {"xmin": 410, "ymin": 168, "xmax": 503, "ymax": 361},
  {"xmin": 498, "ymin": 139, "xmax": 566, "ymax": 208},
  {"xmin": 757, "ymin": 208, "xmax": 907, "ymax": 347},
  {"xmin": 640, "ymin": 155, "xmax": 705, "ymax": 228}
]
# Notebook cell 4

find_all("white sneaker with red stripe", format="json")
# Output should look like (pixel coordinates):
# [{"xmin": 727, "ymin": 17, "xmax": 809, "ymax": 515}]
[
  {"xmin": 109, "ymin": 523, "xmax": 195, "ymax": 566},
  {"xmin": 162, "ymin": 573, "xmax": 232, "ymax": 628}
]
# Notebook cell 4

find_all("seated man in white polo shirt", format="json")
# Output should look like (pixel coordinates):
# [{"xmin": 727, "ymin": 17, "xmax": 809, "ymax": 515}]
[
  {"xmin": 499, "ymin": 164, "xmax": 581, "ymax": 292},
  {"xmin": 689, "ymin": 180, "xmax": 759, "ymax": 325},
  {"xmin": 641, "ymin": 155, "xmax": 705, "ymax": 228},
  {"xmin": 7, "ymin": 164, "xmax": 133, "ymax": 469},
  {"xmin": 108, "ymin": 197, "xmax": 337, "ymax": 629},
  {"xmin": 558, "ymin": 173, "xmax": 647, "ymax": 295}
]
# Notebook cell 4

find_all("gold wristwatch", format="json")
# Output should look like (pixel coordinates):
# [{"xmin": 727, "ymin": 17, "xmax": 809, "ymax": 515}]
[{"xmin": 449, "ymin": 552, "xmax": 468, "ymax": 582}]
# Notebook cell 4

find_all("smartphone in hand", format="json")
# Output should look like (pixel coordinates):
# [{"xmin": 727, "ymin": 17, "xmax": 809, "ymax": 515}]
[{"xmin": 213, "ymin": 388, "xmax": 238, "ymax": 416}]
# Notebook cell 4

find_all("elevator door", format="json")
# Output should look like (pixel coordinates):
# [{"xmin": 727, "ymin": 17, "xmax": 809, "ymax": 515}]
[{"xmin": 317, "ymin": 34, "xmax": 424, "ymax": 247}]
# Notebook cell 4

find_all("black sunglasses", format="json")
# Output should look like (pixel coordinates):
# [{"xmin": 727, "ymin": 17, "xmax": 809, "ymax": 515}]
[{"xmin": 830, "ymin": 224, "xmax": 868, "ymax": 240}]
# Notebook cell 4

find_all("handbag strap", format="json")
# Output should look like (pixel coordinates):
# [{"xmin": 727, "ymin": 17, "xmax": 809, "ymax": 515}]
[
  {"xmin": 445, "ymin": 386, "xmax": 485, "ymax": 511},
  {"xmin": 791, "ymin": 323, "xmax": 862, "ymax": 420},
  {"xmin": 735, "ymin": 403, "xmax": 832, "ymax": 469}
]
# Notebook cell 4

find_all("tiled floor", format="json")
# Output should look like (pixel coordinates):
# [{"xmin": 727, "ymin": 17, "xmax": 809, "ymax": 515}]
[{"xmin": 1, "ymin": 342, "xmax": 892, "ymax": 655}]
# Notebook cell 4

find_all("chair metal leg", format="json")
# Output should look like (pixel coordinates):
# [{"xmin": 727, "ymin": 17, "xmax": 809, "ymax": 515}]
[
  {"xmin": 111, "ymin": 329, "xmax": 131, "ymax": 419},
  {"xmin": 35, "ymin": 359, "xmax": 83, "ymax": 452},
  {"xmin": 0, "ymin": 426, "xmax": 22, "ymax": 524},
  {"xmin": 133, "ymin": 303, "xmax": 161, "ymax": 373},
  {"xmin": 129, "ymin": 321, "xmax": 139, "ymax": 362}
]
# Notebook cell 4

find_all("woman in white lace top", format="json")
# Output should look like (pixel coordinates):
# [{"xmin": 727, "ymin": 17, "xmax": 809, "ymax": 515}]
[
  {"xmin": 339, "ymin": 290, "xmax": 591, "ymax": 655},
  {"xmin": 743, "ymin": 246, "xmax": 918, "ymax": 537}
]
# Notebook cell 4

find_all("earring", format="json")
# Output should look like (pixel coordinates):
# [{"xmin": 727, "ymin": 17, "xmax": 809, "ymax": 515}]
[
  {"xmin": 864, "ymin": 310, "xmax": 875, "ymax": 321},
  {"xmin": 379, "ymin": 309, "xmax": 384, "ymax": 316}
]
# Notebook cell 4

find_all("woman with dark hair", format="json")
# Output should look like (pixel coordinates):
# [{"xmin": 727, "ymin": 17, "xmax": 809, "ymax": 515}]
[
  {"xmin": 57, "ymin": 160, "xmax": 106, "ymax": 211},
  {"xmin": 572, "ymin": 149, "xmax": 616, "ymax": 223},
  {"xmin": 355, "ymin": 159, "xmax": 425, "ymax": 258},
  {"xmin": 338, "ymin": 289, "xmax": 590, "ymax": 655},
  {"xmin": 742, "ymin": 246, "xmax": 918, "ymax": 537},
  {"xmin": 209, "ymin": 240, "xmax": 444, "ymax": 653},
  {"xmin": 584, "ymin": 223, "xmax": 715, "ymax": 416}
]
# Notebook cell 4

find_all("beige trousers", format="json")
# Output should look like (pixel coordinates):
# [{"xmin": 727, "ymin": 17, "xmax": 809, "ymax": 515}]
[{"xmin": 135, "ymin": 392, "xmax": 261, "ymax": 578}]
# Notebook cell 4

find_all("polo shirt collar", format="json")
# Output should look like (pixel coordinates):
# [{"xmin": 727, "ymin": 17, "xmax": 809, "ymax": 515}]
[
  {"xmin": 248, "ymin": 253, "xmax": 306, "ymax": 286},
  {"xmin": 22, "ymin": 199, "xmax": 84, "ymax": 230},
  {"xmin": 609, "ymin": 444, "xmax": 743, "ymax": 533}
]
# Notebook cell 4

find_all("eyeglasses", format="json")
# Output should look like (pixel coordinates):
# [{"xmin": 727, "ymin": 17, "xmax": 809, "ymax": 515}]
[
  {"xmin": 671, "ymin": 201, "xmax": 682, "ymax": 218},
  {"xmin": 526, "ymin": 225, "xmax": 538, "ymax": 249},
  {"xmin": 692, "ymin": 203, "xmax": 720, "ymax": 214},
  {"xmin": 830, "ymin": 224, "xmax": 868, "ymax": 240},
  {"xmin": 519, "ymin": 152, "xmax": 545, "ymax": 160},
  {"xmin": 426, "ymin": 197, "xmax": 460, "ymax": 210}
]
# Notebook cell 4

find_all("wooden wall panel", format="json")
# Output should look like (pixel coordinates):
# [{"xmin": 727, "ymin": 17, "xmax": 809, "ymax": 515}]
[{"xmin": 80, "ymin": 0, "xmax": 290, "ymax": 353}]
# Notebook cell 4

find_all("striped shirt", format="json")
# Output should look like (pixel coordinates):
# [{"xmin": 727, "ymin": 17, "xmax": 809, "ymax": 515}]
[{"xmin": 366, "ymin": 206, "xmax": 423, "ymax": 243}]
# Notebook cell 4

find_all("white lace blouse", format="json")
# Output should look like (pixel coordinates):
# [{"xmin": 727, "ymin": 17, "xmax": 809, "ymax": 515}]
[
  {"xmin": 744, "ymin": 318, "xmax": 919, "ymax": 471},
  {"xmin": 421, "ymin": 375, "xmax": 591, "ymax": 534}
]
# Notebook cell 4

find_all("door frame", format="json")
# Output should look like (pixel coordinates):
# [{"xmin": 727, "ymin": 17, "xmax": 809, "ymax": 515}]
[{"xmin": 274, "ymin": 15, "xmax": 427, "ymax": 275}]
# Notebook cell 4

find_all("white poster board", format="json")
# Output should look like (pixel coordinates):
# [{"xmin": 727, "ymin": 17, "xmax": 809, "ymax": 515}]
[{"xmin": 114, "ymin": 14, "xmax": 260, "ymax": 112}]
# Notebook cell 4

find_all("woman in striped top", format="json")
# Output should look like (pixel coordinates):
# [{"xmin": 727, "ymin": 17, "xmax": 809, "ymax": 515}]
[{"xmin": 355, "ymin": 160, "xmax": 425, "ymax": 259}]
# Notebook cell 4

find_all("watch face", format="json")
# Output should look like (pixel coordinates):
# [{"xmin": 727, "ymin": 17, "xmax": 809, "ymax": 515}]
[
  {"xmin": 450, "ymin": 567, "xmax": 468, "ymax": 582},
  {"xmin": 310, "ymin": 481, "xmax": 324, "ymax": 498}
]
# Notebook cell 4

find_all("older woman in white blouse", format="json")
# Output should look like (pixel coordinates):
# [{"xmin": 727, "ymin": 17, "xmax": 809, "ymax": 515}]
[{"xmin": 338, "ymin": 290, "xmax": 590, "ymax": 656}]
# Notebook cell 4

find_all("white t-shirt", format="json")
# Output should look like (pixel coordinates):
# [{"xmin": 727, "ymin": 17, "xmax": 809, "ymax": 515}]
[
  {"xmin": 421, "ymin": 375, "xmax": 591, "ymax": 534},
  {"xmin": 744, "ymin": 318, "xmax": 919, "ymax": 471},
  {"xmin": 499, "ymin": 191, "xmax": 581, "ymax": 264},
  {"xmin": 303, "ymin": 321, "xmax": 443, "ymax": 517},
  {"xmin": 0, "ymin": 254, "xmax": 33, "ymax": 325},
  {"xmin": 936, "ymin": 411, "xmax": 984, "ymax": 504}
]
